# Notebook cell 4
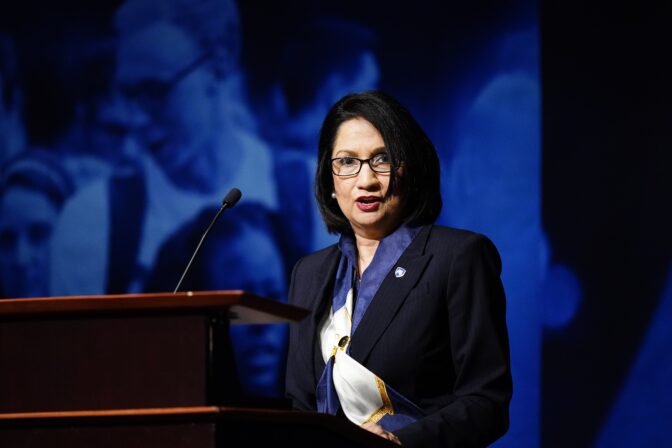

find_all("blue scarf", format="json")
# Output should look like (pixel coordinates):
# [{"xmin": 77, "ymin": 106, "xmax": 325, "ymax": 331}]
[{"xmin": 316, "ymin": 225, "xmax": 426, "ymax": 431}]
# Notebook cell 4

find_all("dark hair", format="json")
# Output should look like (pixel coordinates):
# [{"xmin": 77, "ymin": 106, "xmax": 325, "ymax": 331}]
[
  {"xmin": 315, "ymin": 90, "xmax": 442, "ymax": 234},
  {"xmin": 0, "ymin": 150, "xmax": 74, "ymax": 208}
]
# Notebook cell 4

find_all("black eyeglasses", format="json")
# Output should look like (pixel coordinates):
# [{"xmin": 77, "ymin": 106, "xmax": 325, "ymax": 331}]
[
  {"xmin": 120, "ymin": 51, "xmax": 212, "ymax": 113},
  {"xmin": 331, "ymin": 153, "xmax": 393, "ymax": 176}
]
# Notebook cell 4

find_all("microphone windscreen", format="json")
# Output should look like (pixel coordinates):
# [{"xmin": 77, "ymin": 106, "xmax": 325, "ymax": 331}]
[{"xmin": 222, "ymin": 188, "xmax": 242, "ymax": 207}]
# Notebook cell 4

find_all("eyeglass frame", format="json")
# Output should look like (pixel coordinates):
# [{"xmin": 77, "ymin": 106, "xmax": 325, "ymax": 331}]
[
  {"xmin": 118, "ymin": 50, "xmax": 213, "ymax": 114},
  {"xmin": 330, "ymin": 153, "xmax": 395, "ymax": 177}
]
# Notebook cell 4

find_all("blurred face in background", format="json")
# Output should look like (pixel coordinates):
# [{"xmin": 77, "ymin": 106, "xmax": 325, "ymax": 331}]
[
  {"xmin": 115, "ymin": 22, "xmax": 216, "ymax": 183},
  {"xmin": 204, "ymin": 225, "xmax": 287, "ymax": 397},
  {"xmin": 0, "ymin": 186, "xmax": 58, "ymax": 298}
]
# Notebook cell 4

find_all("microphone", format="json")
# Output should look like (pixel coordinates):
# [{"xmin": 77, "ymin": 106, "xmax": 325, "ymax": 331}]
[{"xmin": 173, "ymin": 188, "xmax": 242, "ymax": 294}]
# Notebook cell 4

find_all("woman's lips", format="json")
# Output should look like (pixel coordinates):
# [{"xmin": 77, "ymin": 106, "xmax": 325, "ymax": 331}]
[{"xmin": 356, "ymin": 196, "xmax": 382, "ymax": 212}]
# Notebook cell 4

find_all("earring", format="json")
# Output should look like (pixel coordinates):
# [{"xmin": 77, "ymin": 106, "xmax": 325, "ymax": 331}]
[{"xmin": 331, "ymin": 192, "xmax": 337, "ymax": 199}]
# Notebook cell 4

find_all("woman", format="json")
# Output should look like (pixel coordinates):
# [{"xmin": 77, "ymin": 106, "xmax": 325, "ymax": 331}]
[{"xmin": 285, "ymin": 91, "xmax": 512, "ymax": 447}]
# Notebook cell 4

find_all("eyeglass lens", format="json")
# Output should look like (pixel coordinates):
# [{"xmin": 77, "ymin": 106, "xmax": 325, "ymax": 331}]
[{"xmin": 332, "ymin": 154, "xmax": 392, "ymax": 176}]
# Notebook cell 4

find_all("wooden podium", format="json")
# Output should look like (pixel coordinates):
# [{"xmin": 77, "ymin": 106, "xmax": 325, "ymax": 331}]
[{"xmin": 0, "ymin": 291, "xmax": 394, "ymax": 447}]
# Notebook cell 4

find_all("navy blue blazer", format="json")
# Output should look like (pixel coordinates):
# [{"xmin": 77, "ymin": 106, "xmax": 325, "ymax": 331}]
[{"xmin": 285, "ymin": 225, "xmax": 512, "ymax": 447}]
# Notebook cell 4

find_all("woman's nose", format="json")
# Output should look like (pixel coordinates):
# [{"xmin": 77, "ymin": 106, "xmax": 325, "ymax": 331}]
[{"xmin": 355, "ymin": 162, "xmax": 379, "ymax": 189}]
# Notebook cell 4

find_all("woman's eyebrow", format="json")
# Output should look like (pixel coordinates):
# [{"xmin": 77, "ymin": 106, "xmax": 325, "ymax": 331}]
[
  {"xmin": 332, "ymin": 147, "xmax": 386, "ymax": 157},
  {"xmin": 332, "ymin": 149, "xmax": 357, "ymax": 157}
]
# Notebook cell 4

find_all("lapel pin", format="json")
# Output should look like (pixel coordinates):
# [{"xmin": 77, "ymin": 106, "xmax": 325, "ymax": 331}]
[{"xmin": 394, "ymin": 267, "xmax": 406, "ymax": 278}]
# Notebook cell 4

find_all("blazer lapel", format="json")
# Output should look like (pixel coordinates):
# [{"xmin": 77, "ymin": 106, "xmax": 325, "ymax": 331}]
[
  {"xmin": 349, "ymin": 226, "xmax": 433, "ymax": 364},
  {"xmin": 296, "ymin": 246, "xmax": 341, "ymax": 382}
]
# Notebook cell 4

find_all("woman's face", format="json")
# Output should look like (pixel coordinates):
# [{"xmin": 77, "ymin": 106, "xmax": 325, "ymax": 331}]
[{"xmin": 331, "ymin": 118, "xmax": 404, "ymax": 240}]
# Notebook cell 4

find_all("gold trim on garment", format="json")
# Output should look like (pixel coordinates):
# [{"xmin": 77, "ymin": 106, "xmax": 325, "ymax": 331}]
[{"xmin": 363, "ymin": 376, "xmax": 394, "ymax": 424}]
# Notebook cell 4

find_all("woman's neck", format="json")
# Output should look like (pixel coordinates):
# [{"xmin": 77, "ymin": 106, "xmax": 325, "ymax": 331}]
[{"xmin": 354, "ymin": 234, "xmax": 381, "ymax": 277}]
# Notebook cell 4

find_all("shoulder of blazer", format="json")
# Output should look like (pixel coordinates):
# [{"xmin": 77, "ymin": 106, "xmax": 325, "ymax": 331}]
[
  {"xmin": 292, "ymin": 243, "xmax": 340, "ymax": 278},
  {"xmin": 288, "ymin": 244, "xmax": 340, "ymax": 309},
  {"xmin": 427, "ymin": 225, "xmax": 479, "ymax": 244},
  {"xmin": 426, "ymin": 225, "xmax": 502, "ymax": 272},
  {"xmin": 426, "ymin": 225, "xmax": 493, "ymax": 253}
]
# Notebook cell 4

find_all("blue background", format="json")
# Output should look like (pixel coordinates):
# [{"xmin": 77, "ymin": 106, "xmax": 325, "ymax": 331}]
[{"xmin": 1, "ymin": 1, "xmax": 670, "ymax": 447}]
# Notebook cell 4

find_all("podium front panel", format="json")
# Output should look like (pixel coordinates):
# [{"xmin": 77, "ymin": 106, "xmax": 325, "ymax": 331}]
[
  {"xmin": 0, "ymin": 313, "xmax": 214, "ymax": 413},
  {"xmin": 0, "ymin": 422, "xmax": 216, "ymax": 448},
  {"xmin": 0, "ymin": 407, "xmax": 397, "ymax": 448}
]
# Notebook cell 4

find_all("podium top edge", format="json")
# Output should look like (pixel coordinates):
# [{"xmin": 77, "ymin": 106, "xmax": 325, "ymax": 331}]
[{"xmin": 0, "ymin": 290, "xmax": 308, "ymax": 323}]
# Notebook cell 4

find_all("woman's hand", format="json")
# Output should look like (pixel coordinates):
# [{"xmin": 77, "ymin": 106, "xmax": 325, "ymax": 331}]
[{"xmin": 361, "ymin": 422, "xmax": 402, "ymax": 445}]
